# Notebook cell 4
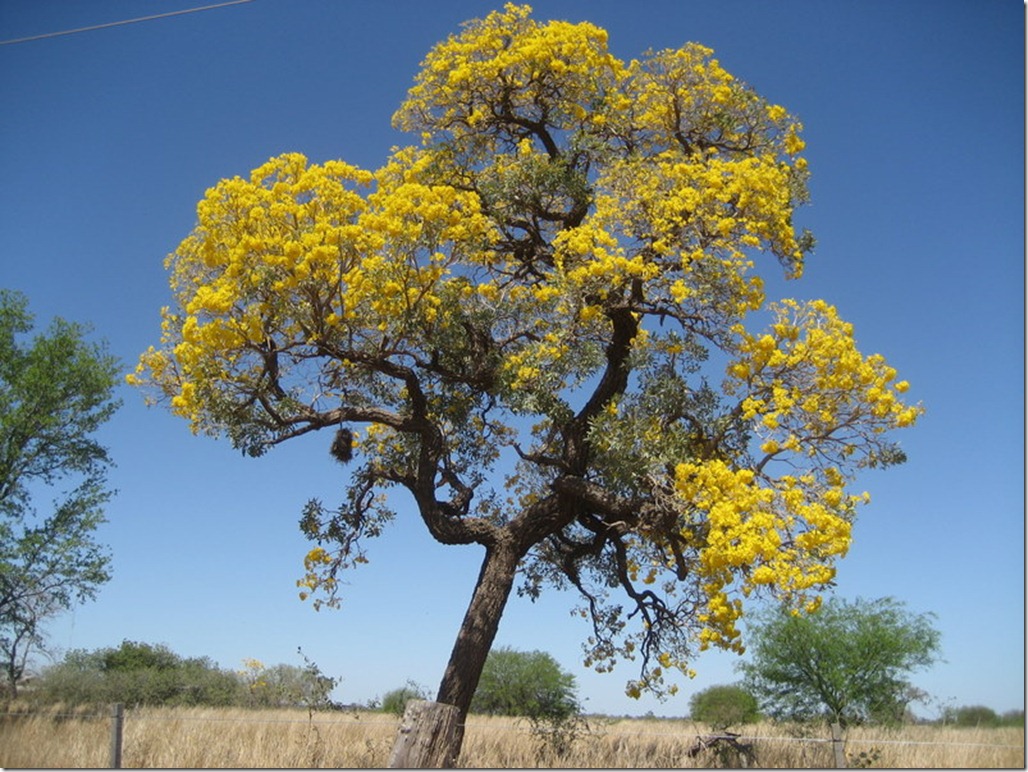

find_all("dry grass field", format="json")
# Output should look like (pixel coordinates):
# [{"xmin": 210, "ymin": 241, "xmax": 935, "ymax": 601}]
[{"xmin": 0, "ymin": 704, "xmax": 1022, "ymax": 768}]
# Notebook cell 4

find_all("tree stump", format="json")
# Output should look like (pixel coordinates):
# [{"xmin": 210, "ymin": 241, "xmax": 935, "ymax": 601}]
[{"xmin": 388, "ymin": 700, "xmax": 462, "ymax": 768}]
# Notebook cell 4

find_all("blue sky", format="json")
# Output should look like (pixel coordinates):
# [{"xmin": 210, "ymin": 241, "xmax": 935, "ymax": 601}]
[{"xmin": 0, "ymin": 0, "xmax": 1023, "ymax": 718}]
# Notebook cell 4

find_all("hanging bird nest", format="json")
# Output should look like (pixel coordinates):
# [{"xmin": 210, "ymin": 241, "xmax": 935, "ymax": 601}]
[{"xmin": 330, "ymin": 427, "xmax": 353, "ymax": 464}]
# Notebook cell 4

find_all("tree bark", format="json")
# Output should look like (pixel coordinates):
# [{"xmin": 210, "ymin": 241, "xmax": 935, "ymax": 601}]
[
  {"xmin": 431, "ymin": 538, "xmax": 523, "ymax": 765},
  {"xmin": 388, "ymin": 701, "xmax": 461, "ymax": 768}
]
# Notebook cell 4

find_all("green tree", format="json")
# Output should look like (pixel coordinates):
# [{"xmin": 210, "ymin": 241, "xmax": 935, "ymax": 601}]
[
  {"xmin": 0, "ymin": 289, "xmax": 119, "ymax": 695},
  {"xmin": 471, "ymin": 647, "xmax": 579, "ymax": 720},
  {"xmin": 381, "ymin": 680, "xmax": 430, "ymax": 715},
  {"xmin": 738, "ymin": 597, "xmax": 941, "ymax": 727},
  {"xmin": 130, "ymin": 5, "xmax": 922, "ymax": 760},
  {"xmin": 689, "ymin": 683, "xmax": 760, "ymax": 729}
]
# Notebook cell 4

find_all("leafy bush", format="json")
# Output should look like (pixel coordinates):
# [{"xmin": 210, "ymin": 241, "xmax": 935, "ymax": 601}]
[
  {"xmin": 33, "ymin": 641, "xmax": 240, "ymax": 707},
  {"xmin": 380, "ymin": 680, "xmax": 429, "ymax": 715},
  {"xmin": 1000, "ymin": 709, "xmax": 1025, "ymax": 727},
  {"xmin": 31, "ymin": 641, "xmax": 340, "ymax": 709},
  {"xmin": 100, "ymin": 640, "xmax": 180, "ymax": 672},
  {"xmin": 238, "ymin": 650, "xmax": 338, "ymax": 710},
  {"xmin": 689, "ymin": 684, "xmax": 760, "ymax": 728},
  {"xmin": 471, "ymin": 647, "xmax": 579, "ymax": 720},
  {"xmin": 946, "ymin": 705, "xmax": 1000, "ymax": 727}
]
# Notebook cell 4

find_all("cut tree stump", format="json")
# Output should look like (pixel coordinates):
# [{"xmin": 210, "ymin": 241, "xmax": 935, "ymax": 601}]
[{"xmin": 388, "ymin": 700, "xmax": 462, "ymax": 768}]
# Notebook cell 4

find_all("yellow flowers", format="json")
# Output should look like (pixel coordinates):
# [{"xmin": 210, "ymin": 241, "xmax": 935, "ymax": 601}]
[
  {"xmin": 655, "ymin": 300, "xmax": 921, "ymax": 658},
  {"xmin": 784, "ymin": 125, "xmax": 806, "ymax": 155},
  {"xmin": 638, "ymin": 297, "xmax": 923, "ymax": 655},
  {"xmin": 304, "ymin": 547, "xmax": 333, "ymax": 570},
  {"xmin": 129, "ymin": 147, "xmax": 505, "ymax": 432},
  {"xmin": 395, "ymin": 3, "xmax": 623, "ymax": 157},
  {"xmin": 671, "ymin": 457, "xmax": 855, "ymax": 650},
  {"xmin": 727, "ymin": 299, "xmax": 924, "ymax": 444}
]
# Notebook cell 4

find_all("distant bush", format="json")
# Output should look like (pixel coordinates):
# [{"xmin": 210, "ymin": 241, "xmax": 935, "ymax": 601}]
[
  {"xmin": 689, "ymin": 684, "xmax": 761, "ymax": 728},
  {"xmin": 380, "ymin": 681, "xmax": 429, "ymax": 715},
  {"xmin": 237, "ymin": 650, "xmax": 338, "ymax": 710},
  {"xmin": 30, "ymin": 641, "xmax": 337, "ymax": 709},
  {"xmin": 943, "ymin": 705, "xmax": 1000, "ymax": 727},
  {"xmin": 100, "ymin": 640, "xmax": 180, "ymax": 672},
  {"xmin": 1000, "ymin": 709, "xmax": 1025, "ymax": 727},
  {"xmin": 33, "ymin": 641, "xmax": 241, "ymax": 707},
  {"xmin": 938, "ymin": 705, "xmax": 1025, "ymax": 728}
]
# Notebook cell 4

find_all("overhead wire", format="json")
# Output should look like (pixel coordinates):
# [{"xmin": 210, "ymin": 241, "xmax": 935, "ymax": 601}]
[{"xmin": 0, "ymin": 0, "xmax": 255, "ymax": 46}]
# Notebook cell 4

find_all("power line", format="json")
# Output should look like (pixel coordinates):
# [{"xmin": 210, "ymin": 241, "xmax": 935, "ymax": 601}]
[{"xmin": 0, "ymin": 0, "xmax": 255, "ymax": 46}]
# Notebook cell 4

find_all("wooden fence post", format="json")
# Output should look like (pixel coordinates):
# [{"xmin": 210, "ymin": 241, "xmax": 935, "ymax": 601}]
[
  {"xmin": 109, "ymin": 702, "xmax": 124, "ymax": 769},
  {"xmin": 387, "ymin": 700, "xmax": 461, "ymax": 768},
  {"xmin": 830, "ymin": 722, "xmax": 847, "ymax": 768}
]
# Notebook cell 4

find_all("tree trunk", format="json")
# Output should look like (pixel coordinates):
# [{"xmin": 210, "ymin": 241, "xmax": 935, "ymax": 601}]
[
  {"xmin": 388, "ymin": 700, "xmax": 461, "ymax": 768},
  {"xmin": 404, "ymin": 539, "xmax": 522, "ymax": 766}
]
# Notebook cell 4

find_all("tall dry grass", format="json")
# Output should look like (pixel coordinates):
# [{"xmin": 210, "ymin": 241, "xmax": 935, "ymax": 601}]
[{"xmin": 0, "ymin": 704, "xmax": 1023, "ymax": 768}]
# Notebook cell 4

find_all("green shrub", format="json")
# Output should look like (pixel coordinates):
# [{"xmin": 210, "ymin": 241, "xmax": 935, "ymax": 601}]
[
  {"xmin": 689, "ymin": 683, "xmax": 760, "ymax": 729},
  {"xmin": 950, "ymin": 705, "xmax": 1000, "ymax": 727},
  {"xmin": 32, "ymin": 640, "xmax": 241, "ymax": 707},
  {"xmin": 238, "ymin": 651, "xmax": 338, "ymax": 710},
  {"xmin": 380, "ymin": 681, "xmax": 429, "ymax": 715},
  {"xmin": 1000, "ymin": 709, "xmax": 1025, "ymax": 727},
  {"xmin": 471, "ymin": 647, "xmax": 579, "ymax": 720}
]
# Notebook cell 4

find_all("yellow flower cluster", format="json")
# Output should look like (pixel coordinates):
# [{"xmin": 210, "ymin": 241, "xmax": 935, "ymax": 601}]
[
  {"xmin": 130, "ymin": 149, "xmax": 500, "ymax": 429},
  {"xmin": 131, "ymin": 153, "xmax": 374, "ymax": 425},
  {"xmin": 727, "ymin": 299, "xmax": 924, "ymax": 450},
  {"xmin": 673, "ymin": 459, "xmax": 853, "ymax": 652},
  {"xmin": 554, "ymin": 222, "xmax": 659, "ymax": 303},
  {"xmin": 596, "ymin": 43, "xmax": 810, "ymax": 295},
  {"xmin": 503, "ymin": 335, "xmax": 570, "ymax": 391},
  {"xmin": 635, "ymin": 299, "xmax": 922, "ymax": 655},
  {"xmin": 297, "ymin": 546, "xmax": 338, "ymax": 603},
  {"xmin": 394, "ymin": 3, "xmax": 623, "ymax": 153}
]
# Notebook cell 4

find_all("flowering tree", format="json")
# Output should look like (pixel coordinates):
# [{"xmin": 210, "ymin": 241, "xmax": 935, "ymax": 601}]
[{"xmin": 131, "ymin": 3, "xmax": 920, "ymax": 755}]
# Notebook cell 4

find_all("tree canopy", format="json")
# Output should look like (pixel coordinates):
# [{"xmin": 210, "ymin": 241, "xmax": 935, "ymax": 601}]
[
  {"xmin": 131, "ymin": 2, "xmax": 921, "ymax": 729},
  {"xmin": 0, "ymin": 289, "xmax": 119, "ymax": 694},
  {"xmin": 738, "ymin": 596, "xmax": 941, "ymax": 726}
]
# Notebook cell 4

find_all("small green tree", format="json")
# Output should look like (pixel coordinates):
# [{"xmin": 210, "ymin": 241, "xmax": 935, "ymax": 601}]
[
  {"xmin": 380, "ymin": 680, "xmax": 429, "ymax": 715},
  {"xmin": 0, "ymin": 290, "xmax": 119, "ymax": 695},
  {"xmin": 471, "ymin": 647, "xmax": 579, "ymax": 720},
  {"xmin": 689, "ymin": 683, "xmax": 760, "ymax": 728},
  {"xmin": 738, "ymin": 597, "xmax": 941, "ymax": 726}
]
